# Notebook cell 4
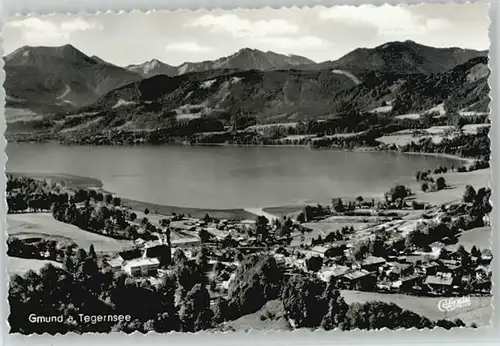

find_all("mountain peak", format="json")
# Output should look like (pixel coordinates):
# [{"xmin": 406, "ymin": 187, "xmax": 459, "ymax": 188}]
[{"xmin": 125, "ymin": 58, "xmax": 176, "ymax": 77}]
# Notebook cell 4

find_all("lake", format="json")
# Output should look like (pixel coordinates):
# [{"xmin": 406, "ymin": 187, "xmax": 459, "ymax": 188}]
[{"xmin": 6, "ymin": 143, "xmax": 464, "ymax": 209}]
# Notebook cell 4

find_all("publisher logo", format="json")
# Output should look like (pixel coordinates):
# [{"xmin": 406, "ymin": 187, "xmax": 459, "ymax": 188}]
[{"xmin": 438, "ymin": 297, "xmax": 472, "ymax": 312}]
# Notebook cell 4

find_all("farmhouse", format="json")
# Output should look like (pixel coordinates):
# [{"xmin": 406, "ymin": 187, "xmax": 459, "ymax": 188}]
[
  {"xmin": 171, "ymin": 238, "xmax": 201, "ymax": 247},
  {"xmin": 145, "ymin": 243, "xmax": 171, "ymax": 266},
  {"xmin": 340, "ymin": 269, "xmax": 376, "ymax": 290},
  {"xmin": 123, "ymin": 258, "xmax": 160, "ymax": 276},
  {"xmin": 107, "ymin": 257, "xmax": 124, "ymax": 273},
  {"xmin": 118, "ymin": 248, "xmax": 142, "ymax": 261},
  {"xmin": 361, "ymin": 256, "xmax": 387, "ymax": 272},
  {"xmin": 480, "ymin": 249, "xmax": 493, "ymax": 264},
  {"xmin": 424, "ymin": 272, "xmax": 453, "ymax": 294},
  {"xmin": 310, "ymin": 246, "xmax": 329, "ymax": 257},
  {"xmin": 416, "ymin": 261, "xmax": 439, "ymax": 276},
  {"xmin": 318, "ymin": 265, "xmax": 350, "ymax": 282}
]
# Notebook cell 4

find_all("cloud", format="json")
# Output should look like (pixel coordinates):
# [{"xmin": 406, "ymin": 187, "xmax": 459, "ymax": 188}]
[
  {"xmin": 259, "ymin": 36, "xmax": 330, "ymax": 49},
  {"xmin": 189, "ymin": 14, "xmax": 299, "ymax": 38},
  {"xmin": 165, "ymin": 41, "xmax": 211, "ymax": 53},
  {"xmin": 6, "ymin": 17, "xmax": 102, "ymax": 40},
  {"xmin": 319, "ymin": 4, "xmax": 451, "ymax": 36}
]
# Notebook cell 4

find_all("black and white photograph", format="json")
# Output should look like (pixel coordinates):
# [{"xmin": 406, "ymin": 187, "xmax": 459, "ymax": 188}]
[{"xmin": 3, "ymin": 2, "xmax": 493, "ymax": 334}]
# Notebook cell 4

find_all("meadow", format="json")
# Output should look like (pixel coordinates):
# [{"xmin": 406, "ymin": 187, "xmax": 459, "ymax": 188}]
[
  {"xmin": 341, "ymin": 290, "xmax": 492, "ymax": 327},
  {"xmin": 7, "ymin": 213, "xmax": 133, "ymax": 253}
]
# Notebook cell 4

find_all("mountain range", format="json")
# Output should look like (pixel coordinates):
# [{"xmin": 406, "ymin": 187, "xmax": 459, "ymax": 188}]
[
  {"xmin": 3, "ymin": 41, "xmax": 490, "ymax": 122},
  {"xmin": 125, "ymin": 48, "xmax": 315, "ymax": 78}
]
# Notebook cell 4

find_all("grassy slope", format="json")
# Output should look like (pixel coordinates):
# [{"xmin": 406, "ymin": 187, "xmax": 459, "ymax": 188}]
[
  {"xmin": 412, "ymin": 168, "xmax": 491, "ymax": 205},
  {"xmin": 219, "ymin": 300, "xmax": 291, "ymax": 332},
  {"xmin": 8, "ymin": 256, "xmax": 63, "ymax": 276},
  {"xmin": 341, "ymin": 290, "xmax": 492, "ymax": 327},
  {"xmin": 7, "ymin": 213, "xmax": 133, "ymax": 253}
]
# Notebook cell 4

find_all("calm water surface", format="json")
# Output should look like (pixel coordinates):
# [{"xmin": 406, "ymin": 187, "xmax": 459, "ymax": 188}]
[{"xmin": 6, "ymin": 143, "xmax": 463, "ymax": 209}]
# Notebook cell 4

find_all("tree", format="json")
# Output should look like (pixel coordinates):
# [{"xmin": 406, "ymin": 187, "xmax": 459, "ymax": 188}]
[
  {"xmin": 88, "ymin": 244, "xmax": 97, "ymax": 261},
  {"xmin": 112, "ymin": 197, "xmax": 121, "ymax": 207},
  {"xmin": 321, "ymin": 285, "xmax": 349, "ymax": 330},
  {"xmin": 471, "ymin": 245, "xmax": 481, "ymax": 258},
  {"xmin": 179, "ymin": 284, "xmax": 213, "ymax": 332},
  {"xmin": 129, "ymin": 212, "xmax": 137, "ymax": 222},
  {"xmin": 305, "ymin": 256, "xmax": 323, "ymax": 272},
  {"xmin": 281, "ymin": 275, "xmax": 326, "ymax": 328},
  {"xmin": 203, "ymin": 214, "xmax": 212, "ymax": 223},
  {"xmin": 212, "ymin": 298, "xmax": 230, "ymax": 324},
  {"xmin": 297, "ymin": 212, "xmax": 306, "ymax": 223},
  {"xmin": 144, "ymin": 208, "xmax": 150, "ymax": 215},
  {"xmin": 255, "ymin": 215, "xmax": 269, "ymax": 241},
  {"xmin": 463, "ymin": 185, "xmax": 477, "ymax": 203},
  {"xmin": 198, "ymin": 229, "xmax": 212, "ymax": 243},
  {"xmin": 436, "ymin": 177, "xmax": 446, "ymax": 191},
  {"xmin": 105, "ymin": 194, "xmax": 113, "ymax": 204},
  {"xmin": 227, "ymin": 255, "xmax": 283, "ymax": 319},
  {"xmin": 96, "ymin": 193, "xmax": 104, "ymax": 202},
  {"xmin": 388, "ymin": 185, "xmax": 411, "ymax": 201},
  {"xmin": 421, "ymin": 182, "xmax": 429, "ymax": 192},
  {"xmin": 332, "ymin": 198, "xmax": 345, "ymax": 212},
  {"xmin": 304, "ymin": 205, "xmax": 314, "ymax": 221}
]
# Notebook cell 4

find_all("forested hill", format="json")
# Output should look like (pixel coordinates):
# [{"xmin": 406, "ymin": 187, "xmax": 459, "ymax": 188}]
[
  {"xmin": 296, "ymin": 40, "xmax": 488, "ymax": 75},
  {"xmin": 74, "ymin": 55, "xmax": 489, "ymax": 131}
]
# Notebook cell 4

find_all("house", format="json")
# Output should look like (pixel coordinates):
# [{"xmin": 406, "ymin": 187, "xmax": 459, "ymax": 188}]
[
  {"xmin": 340, "ymin": 269, "xmax": 376, "ymax": 290},
  {"xmin": 361, "ymin": 256, "xmax": 387, "ymax": 272},
  {"xmin": 323, "ymin": 245, "xmax": 347, "ymax": 258},
  {"xmin": 480, "ymin": 249, "xmax": 493, "ymax": 265},
  {"xmin": 396, "ymin": 256, "xmax": 407, "ymax": 263},
  {"xmin": 310, "ymin": 246, "xmax": 329, "ymax": 257},
  {"xmin": 134, "ymin": 238, "xmax": 146, "ymax": 246},
  {"xmin": 318, "ymin": 265, "xmax": 350, "ymax": 283},
  {"xmin": 123, "ymin": 258, "xmax": 160, "ymax": 276},
  {"xmin": 417, "ymin": 261, "xmax": 439, "ymax": 276},
  {"xmin": 424, "ymin": 272, "xmax": 453, "ymax": 294},
  {"xmin": 145, "ymin": 243, "xmax": 171, "ymax": 266},
  {"xmin": 440, "ymin": 260, "xmax": 462, "ymax": 274},
  {"xmin": 108, "ymin": 257, "xmax": 124, "ymax": 272},
  {"xmin": 170, "ymin": 238, "xmax": 201, "ymax": 248},
  {"xmin": 118, "ymin": 248, "xmax": 142, "ymax": 262},
  {"xmin": 398, "ymin": 274, "xmax": 421, "ymax": 291}
]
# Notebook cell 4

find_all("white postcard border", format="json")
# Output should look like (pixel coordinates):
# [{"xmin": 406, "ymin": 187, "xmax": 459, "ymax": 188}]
[{"xmin": 0, "ymin": 0, "xmax": 498, "ymax": 345}]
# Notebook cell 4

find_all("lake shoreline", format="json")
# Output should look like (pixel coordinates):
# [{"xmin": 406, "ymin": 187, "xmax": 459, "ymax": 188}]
[{"xmin": 7, "ymin": 146, "xmax": 481, "ymax": 220}]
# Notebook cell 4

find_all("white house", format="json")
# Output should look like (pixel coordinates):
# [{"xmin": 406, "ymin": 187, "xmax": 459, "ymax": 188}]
[{"xmin": 123, "ymin": 258, "xmax": 160, "ymax": 276}]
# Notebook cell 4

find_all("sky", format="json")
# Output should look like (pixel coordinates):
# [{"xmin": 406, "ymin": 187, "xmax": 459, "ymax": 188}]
[{"xmin": 2, "ymin": 3, "xmax": 490, "ymax": 67}]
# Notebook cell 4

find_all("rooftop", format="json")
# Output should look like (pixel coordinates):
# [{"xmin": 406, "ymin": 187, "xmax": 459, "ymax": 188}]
[
  {"xmin": 343, "ymin": 269, "xmax": 372, "ymax": 280},
  {"xmin": 124, "ymin": 258, "xmax": 160, "ymax": 267},
  {"xmin": 108, "ymin": 257, "xmax": 123, "ymax": 267},
  {"xmin": 319, "ymin": 265, "xmax": 350, "ymax": 280},
  {"xmin": 361, "ymin": 256, "xmax": 387, "ymax": 266},
  {"xmin": 311, "ymin": 246, "xmax": 330, "ymax": 254},
  {"xmin": 424, "ymin": 273, "xmax": 453, "ymax": 286}
]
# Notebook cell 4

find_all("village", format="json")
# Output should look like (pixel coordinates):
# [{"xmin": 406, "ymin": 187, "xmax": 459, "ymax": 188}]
[
  {"xmin": 6, "ymin": 172, "xmax": 493, "ymax": 331},
  {"xmin": 101, "ymin": 186, "xmax": 493, "ymax": 302}
]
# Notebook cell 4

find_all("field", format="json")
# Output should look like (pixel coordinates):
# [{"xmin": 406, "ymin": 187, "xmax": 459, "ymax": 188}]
[
  {"xmin": 7, "ymin": 213, "xmax": 133, "ymax": 253},
  {"xmin": 8, "ymin": 256, "xmax": 63, "ymax": 276},
  {"xmin": 445, "ymin": 227, "xmax": 492, "ymax": 252},
  {"xmin": 220, "ymin": 300, "xmax": 291, "ymax": 331},
  {"xmin": 5, "ymin": 107, "xmax": 42, "ymax": 122},
  {"xmin": 411, "ymin": 168, "xmax": 490, "ymax": 205},
  {"xmin": 341, "ymin": 290, "xmax": 492, "ymax": 327}
]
